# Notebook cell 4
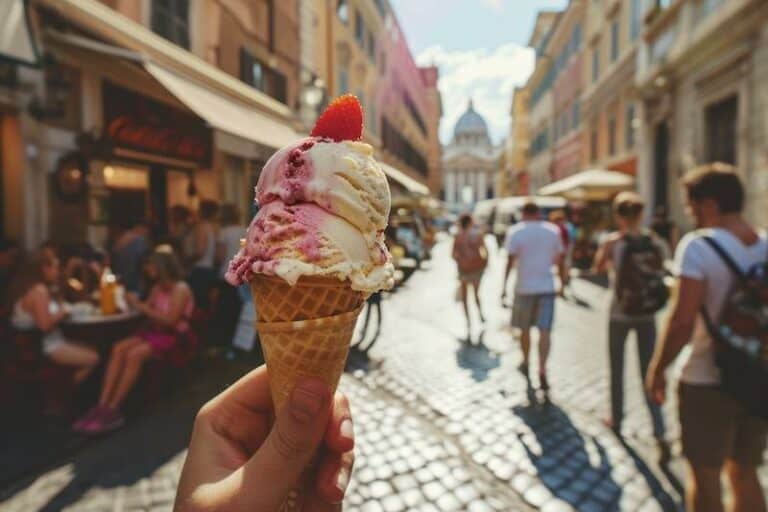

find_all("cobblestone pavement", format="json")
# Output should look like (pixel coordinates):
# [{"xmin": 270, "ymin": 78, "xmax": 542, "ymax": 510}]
[{"xmin": 2, "ymin": 235, "xmax": 767, "ymax": 511}]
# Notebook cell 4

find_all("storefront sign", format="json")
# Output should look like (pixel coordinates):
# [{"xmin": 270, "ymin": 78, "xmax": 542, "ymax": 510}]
[{"xmin": 102, "ymin": 82, "xmax": 211, "ymax": 165}]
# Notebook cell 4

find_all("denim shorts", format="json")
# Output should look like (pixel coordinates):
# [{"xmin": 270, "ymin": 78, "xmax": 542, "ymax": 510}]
[{"xmin": 512, "ymin": 293, "xmax": 556, "ymax": 330}]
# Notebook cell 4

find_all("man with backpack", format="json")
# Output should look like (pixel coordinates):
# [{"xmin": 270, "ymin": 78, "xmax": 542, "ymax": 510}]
[
  {"xmin": 646, "ymin": 164, "xmax": 767, "ymax": 512},
  {"xmin": 593, "ymin": 192, "xmax": 668, "ymax": 445}
]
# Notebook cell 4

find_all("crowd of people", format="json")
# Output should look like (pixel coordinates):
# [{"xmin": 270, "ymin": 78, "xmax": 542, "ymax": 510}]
[
  {"xmin": 452, "ymin": 163, "xmax": 767, "ymax": 512},
  {"xmin": 1, "ymin": 200, "xmax": 248, "ymax": 432}
]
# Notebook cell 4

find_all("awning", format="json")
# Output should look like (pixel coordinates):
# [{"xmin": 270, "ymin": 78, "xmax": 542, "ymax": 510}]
[
  {"xmin": 538, "ymin": 169, "xmax": 635, "ymax": 201},
  {"xmin": 0, "ymin": 0, "xmax": 38, "ymax": 66},
  {"xmin": 45, "ymin": 31, "xmax": 300, "ymax": 153},
  {"xmin": 145, "ymin": 63, "xmax": 300, "ymax": 151},
  {"xmin": 379, "ymin": 162, "xmax": 430, "ymax": 195}
]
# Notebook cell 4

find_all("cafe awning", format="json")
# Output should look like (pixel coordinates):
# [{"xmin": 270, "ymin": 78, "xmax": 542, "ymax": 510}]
[
  {"xmin": 379, "ymin": 162, "xmax": 430, "ymax": 195},
  {"xmin": 0, "ymin": 0, "xmax": 38, "ymax": 66},
  {"xmin": 45, "ymin": 31, "xmax": 301, "ymax": 153},
  {"xmin": 145, "ymin": 63, "xmax": 300, "ymax": 150},
  {"xmin": 538, "ymin": 169, "xmax": 635, "ymax": 201}
]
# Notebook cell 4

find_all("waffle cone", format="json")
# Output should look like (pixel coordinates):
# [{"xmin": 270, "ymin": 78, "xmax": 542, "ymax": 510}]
[
  {"xmin": 251, "ymin": 274, "xmax": 365, "ymax": 322},
  {"xmin": 257, "ymin": 307, "xmax": 361, "ymax": 409}
]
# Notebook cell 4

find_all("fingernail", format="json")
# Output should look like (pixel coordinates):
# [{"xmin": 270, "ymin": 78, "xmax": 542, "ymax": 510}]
[
  {"xmin": 340, "ymin": 418, "xmax": 354, "ymax": 442},
  {"xmin": 335, "ymin": 467, "xmax": 350, "ymax": 495},
  {"xmin": 289, "ymin": 379, "xmax": 328, "ymax": 422}
]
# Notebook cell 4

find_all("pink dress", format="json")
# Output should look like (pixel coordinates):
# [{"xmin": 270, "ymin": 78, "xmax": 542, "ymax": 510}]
[{"xmin": 138, "ymin": 284, "xmax": 195, "ymax": 354}]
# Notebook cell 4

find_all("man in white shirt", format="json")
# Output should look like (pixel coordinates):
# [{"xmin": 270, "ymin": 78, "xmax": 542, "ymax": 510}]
[
  {"xmin": 502, "ymin": 201, "xmax": 567, "ymax": 393},
  {"xmin": 647, "ymin": 164, "xmax": 767, "ymax": 512}
]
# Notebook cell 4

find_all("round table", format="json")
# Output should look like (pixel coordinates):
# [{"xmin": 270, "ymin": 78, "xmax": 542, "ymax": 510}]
[{"xmin": 61, "ymin": 310, "xmax": 143, "ymax": 348}]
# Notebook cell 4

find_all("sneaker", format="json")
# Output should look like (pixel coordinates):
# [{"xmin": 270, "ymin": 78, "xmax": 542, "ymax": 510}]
[
  {"xmin": 539, "ymin": 373, "xmax": 550, "ymax": 392},
  {"xmin": 72, "ymin": 405, "xmax": 103, "ymax": 432},
  {"xmin": 82, "ymin": 406, "xmax": 125, "ymax": 435}
]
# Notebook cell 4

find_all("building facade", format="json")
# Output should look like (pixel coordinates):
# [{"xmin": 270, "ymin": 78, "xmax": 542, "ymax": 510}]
[
  {"xmin": 525, "ymin": 11, "xmax": 560, "ymax": 195},
  {"xmin": 636, "ymin": 0, "xmax": 768, "ymax": 229},
  {"xmin": 442, "ymin": 100, "xmax": 501, "ymax": 212},
  {"xmin": 582, "ymin": 0, "xmax": 643, "ymax": 176},
  {"xmin": 549, "ymin": 0, "xmax": 585, "ymax": 181},
  {"xmin": 501, "ymin": 86, "xmax": 530, "ymax": 197},
  {"xmin": 1, "ymin": 0, "xmax": 440, "ymax": 249}
]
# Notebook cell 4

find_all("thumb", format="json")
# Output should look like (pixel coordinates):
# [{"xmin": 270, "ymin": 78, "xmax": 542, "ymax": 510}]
[{"xmin": 238, "ymin": 377, "xmax": 332, "ymax": 509}]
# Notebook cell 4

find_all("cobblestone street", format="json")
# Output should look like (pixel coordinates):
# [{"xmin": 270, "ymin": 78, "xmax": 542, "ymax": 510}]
[{"xmin": 2, "ymin": 235, "xmax": 767, "ymax": 511}]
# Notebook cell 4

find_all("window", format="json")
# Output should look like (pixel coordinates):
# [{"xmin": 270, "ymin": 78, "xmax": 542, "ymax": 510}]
[
  {"xmin": 381, "ymin": 118, "xmax": 428, "ymax": 175},
  {"xmin": 239, "ymin": 49, "xmax": 287, "ymax": 103},
  {"xmin": 625, "ymin": 103, "xmax": 636, "ymax": 148},
  {"xmin": 590, "ymin": 128, "xmax": 598, "ymax": 162},
  {"xmin": 355, "ymin": 10, "xmax": 365, "ymax": 46},
  {"xmin": 572, "ymin": 102, "xmax": 581, "ymax": 130},
  {"xmin": 572, "ymin": 24, "xmax": 582, "ymax": 53},
  {"xmin": 630, "ymin": 0, "xmax": 642, "ymax": 40},
  {"xmin": 367, "ymin": 31, "xmax": 376, "ymax": 61},
  {"xmin": 592, "ymin": 45, "xmax": 600, "ymax": 82},
  {"xmin": 608, "ymin": 116, "xmax": 617, "ymax": 155},
  {"xmin": 151, "ymin": 0, "xmax": 190, "ymax": 49},
  {"xmin": 403, "ymin": 92, "xmax": 427, "ymax": 136},
  {"xmin": 706, "ymin": 95, "xmax": 738, "ymax": 164},
  {"xmin": 336, "ymin": 0, "xmax": 349, "ymax": 23},
  {"xmin": 338, "ymin": 67, "xmax": 349, "ymax": 94},
  {"xmin": 373, "ymin": 0, "xmax": 387, "ymax": 17},
  {"xmin": 610, "ymin": 20, "xmax": 619, "ymax": 62}
]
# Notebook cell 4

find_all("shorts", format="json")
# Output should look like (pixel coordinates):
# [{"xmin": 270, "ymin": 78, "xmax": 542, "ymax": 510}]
[
  {"xmin": 458, "ymin": 267, "xmax": 485, "ymax": 283},
  {"xmin": 678, "ymin": 382, "xmax": 768, "ymax": 467},
  {"xmin": 512, "ymin": 293, "xmax": 555, "ymax": 330}
]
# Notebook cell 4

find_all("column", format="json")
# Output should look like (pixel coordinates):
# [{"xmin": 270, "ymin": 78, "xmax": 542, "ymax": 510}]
[{"xmin": 476, "ymin": 171, "xmax": 486, "ymax": 202}]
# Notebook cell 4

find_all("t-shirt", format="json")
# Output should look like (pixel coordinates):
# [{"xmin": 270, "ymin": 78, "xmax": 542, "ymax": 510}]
[
  {"xmin": 218, "ymin": 225, "xmax": 245, "ymax": 278},
  {"xmin": 504, "ymin": 220, "xmax": 564, "ymax": 295},
  {"xmin": 674, "ymin": 227, "xmax": 768, "ymax": 385}
]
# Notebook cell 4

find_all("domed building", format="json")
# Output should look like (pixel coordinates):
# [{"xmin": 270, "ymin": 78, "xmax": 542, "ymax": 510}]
[{"xmin": 442, "ymin": 100, "xmax": 502, "ymax": 212}]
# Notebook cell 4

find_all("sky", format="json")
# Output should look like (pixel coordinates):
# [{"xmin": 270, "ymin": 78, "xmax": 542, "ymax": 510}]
[{"xmin": 389, "ymin": 0, "xmax": 569, "ymax": 146}]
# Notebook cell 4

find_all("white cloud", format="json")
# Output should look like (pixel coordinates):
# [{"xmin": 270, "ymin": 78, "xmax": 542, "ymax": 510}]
[
  {"xmin": 416, "ymin": 43, "xmax": 535, "ymax": 146},
  {"xmin": 480, "ymin": 0, "xmax": 503, "ymax": 11}
]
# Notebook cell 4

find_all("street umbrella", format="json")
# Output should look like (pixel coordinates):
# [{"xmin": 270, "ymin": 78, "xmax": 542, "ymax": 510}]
[{"xmin": 538, "ymin": 169, "xmax": 635, "ymax": 201}]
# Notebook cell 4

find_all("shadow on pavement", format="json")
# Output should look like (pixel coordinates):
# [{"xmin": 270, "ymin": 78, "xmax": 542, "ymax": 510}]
[
  {"xmin": 455, "ymin": 330, "xmax": 500, "ymax": 382},
  {"xmin": 0, "ymin": 357, "xmax": 253, "ymax": 510},
  {"xmin": 513, "ymin": 401, "xmax": 679, "ymax": 511}
]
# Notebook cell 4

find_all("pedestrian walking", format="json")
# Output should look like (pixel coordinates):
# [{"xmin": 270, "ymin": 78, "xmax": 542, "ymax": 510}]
[
  {"xmin": 452, "ymin": 213, "xmax": 489, "ymax": 338},
  {"xmin": 111, "ymin": 218, "xmax": 150, "ymax": 294},
  {"xmin": 502, "ymin": 202, "xmax": 567, "ymax": 393},
  {"xmin": 213, "ymin": 204, "xmax": 245, "ymax": 347},
  {"xmin": 647, "ymin": 164, "xmax": 768, "ymax": 512},
  {"xmin": 592, "ymin": 192, "xmax": 668, "ymax": 444}
]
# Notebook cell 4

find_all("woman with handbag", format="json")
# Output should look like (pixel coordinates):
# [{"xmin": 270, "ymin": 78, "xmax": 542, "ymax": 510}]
[{"xmin": 452, "ymin": 213, "xmax": 489, "ymax": 338}]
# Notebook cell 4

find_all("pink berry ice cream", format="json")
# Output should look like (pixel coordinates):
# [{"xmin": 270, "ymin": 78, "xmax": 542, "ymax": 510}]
[{"xmin": 226, "ymin": 137, "xmax": 394, "ymax": 293}]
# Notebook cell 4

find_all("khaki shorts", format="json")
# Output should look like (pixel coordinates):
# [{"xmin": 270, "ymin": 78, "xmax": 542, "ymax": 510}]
[{"xmin": 678, "ymin": 382, "xmax": 768, "ymax": 467}]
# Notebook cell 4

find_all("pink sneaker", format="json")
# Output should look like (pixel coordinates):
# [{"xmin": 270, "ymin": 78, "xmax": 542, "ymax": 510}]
[
  {"xmin": 72, "ymin": 405, "xmax": 104, "ymax": 432},
  {"xmin": 81, "ymin": 406, "xmax": 125, "ymax": 435}
]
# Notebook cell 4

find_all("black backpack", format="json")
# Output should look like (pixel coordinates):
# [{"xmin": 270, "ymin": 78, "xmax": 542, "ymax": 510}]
[
  {"xmin": 616, "ymin": 233, "xmax": 669, "ymax": 315},
  {"xmin": 700, "ymin": 236, "xmax": 768, "ymax": 419}
]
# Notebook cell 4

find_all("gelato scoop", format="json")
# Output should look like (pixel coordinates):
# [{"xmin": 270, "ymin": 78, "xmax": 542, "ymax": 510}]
[{"xmin": 226, "ymin": 95, "xmax": 394, "ymax": 293}]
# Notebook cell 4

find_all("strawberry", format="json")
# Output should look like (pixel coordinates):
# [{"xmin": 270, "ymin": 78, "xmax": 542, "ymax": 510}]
[{"xmin": 311, "ymin": 94, "xmax": 364, "ymax": 142}]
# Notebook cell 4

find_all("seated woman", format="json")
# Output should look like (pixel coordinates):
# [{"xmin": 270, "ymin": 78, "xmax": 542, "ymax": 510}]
[
  {"xmin": 7, "ymin": 250, "xmax": 100, "ymax": 385},
  {"xmin": 74, "ymin": 245, "xmax": 193, "ymax": 434}
]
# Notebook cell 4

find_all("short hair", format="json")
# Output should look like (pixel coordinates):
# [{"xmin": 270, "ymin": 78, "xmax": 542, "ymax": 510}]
[
  {"xmin": 682, "ymin": 163, "xmax": 744, "ymax": 214},
  {"xmin": 459, "ymin": 213, "xmax": 473, "ymax": 229},
  {"xmin": 219, "ymin": 203, "xmax": 240, "ymax": 226},
  {"xmin": 613, "ymin": 191, "xmax": 644, "ymax": 219},
  {"xmin": 199, "ymin": 200, "xmax": 220, "ymax": 221},
  {"xmin": 521, "ymin": 201, "xmax": 539, "ymax": 216}
]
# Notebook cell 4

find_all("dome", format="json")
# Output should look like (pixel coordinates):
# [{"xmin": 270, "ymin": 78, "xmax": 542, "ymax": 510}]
[{"xmin": 453, "ymin": 100, "xmax": 491, "ymax": 145}]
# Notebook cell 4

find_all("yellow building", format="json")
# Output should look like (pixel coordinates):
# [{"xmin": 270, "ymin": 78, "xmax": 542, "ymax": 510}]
[
  {"xmin": 582, "ymin": 0, "xmax": 643, "ymax": 175},
  {"xmin": 501, "ymin": 86, "xmax": 531, "ymax": 196}
]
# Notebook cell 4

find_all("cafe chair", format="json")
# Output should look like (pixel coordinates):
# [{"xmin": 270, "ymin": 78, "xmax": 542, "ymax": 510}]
[{"xmin": 0, "ymin": 327, "xmax": 75, "ymax": 413}]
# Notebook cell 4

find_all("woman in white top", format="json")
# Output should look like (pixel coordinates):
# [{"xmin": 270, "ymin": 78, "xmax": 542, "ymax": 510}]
[
  {"xmin": 8, "ymin": 249, "xmax": 99, "ymax": 384},
  {"xmin": 188, "ymin": 200, "xmax": 219, "ymax": 309}
]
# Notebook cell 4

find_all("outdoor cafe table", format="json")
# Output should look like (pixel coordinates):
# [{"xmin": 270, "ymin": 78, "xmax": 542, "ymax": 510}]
[{"xmin": 61, "ymin": 310, "xmax": 143, "ymax": 350}]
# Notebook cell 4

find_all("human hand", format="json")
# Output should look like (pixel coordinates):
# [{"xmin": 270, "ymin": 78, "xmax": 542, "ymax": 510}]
[
  {"xmin": 174, "ymin": 366, "xmax": 354, "ymax": 511},
  {"xmin": 646, "ymin": 364, "xmax": 666, "ymax": 405}
]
